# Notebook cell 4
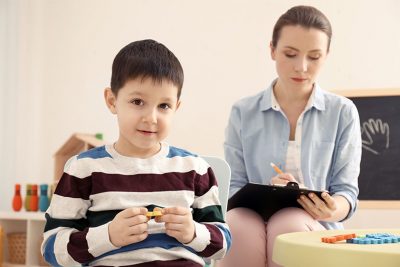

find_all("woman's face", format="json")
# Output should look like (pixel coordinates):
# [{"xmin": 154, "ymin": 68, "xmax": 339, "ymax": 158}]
[{"xmin": 271, "ymin": 25, "xmax": 329, "ymax": 92}]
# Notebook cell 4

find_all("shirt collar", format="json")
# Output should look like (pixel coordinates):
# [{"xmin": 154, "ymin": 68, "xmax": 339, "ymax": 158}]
[
  {"xmin": 260, "ymin": 79, "xmax": 325, "ymax": 112},
  {"xmin": 313, "ymin": 83, "xmax": 325, "ymax": 111},
  {"xmin": 259, "ymin": 79, "xmax": 276, "ymax": 111}
]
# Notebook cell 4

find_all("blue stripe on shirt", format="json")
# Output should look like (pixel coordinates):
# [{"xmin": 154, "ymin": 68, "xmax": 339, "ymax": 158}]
[
  {"xmin": 216, "ymin": 224, "xmax": 232, "ymax": 250},
  {"xmin": 167, "ymin": 146, "xmax": 197, "ymax": 158},
  {"xmin": 77, "ymin": 146, "xmax": 112, "ymax": 160},
  {"xmin": 43, "ymin": 234, "xmax": 62, "ymax": 267},
  {"xmin": 91, "ymin": 233, "xmax": 196, "ymax": 262}
]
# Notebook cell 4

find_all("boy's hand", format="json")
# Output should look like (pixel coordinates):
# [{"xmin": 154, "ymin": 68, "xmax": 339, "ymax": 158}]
[
  {"xmin": 108, "ymin": 207, "xmax": 149, "ymax": 247},
  {"xmin": 155, "ymin": 207, "xmax": 195, "ymax": 244}
]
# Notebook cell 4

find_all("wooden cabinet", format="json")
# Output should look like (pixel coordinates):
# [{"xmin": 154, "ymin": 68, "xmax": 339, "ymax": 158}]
[{"xmin": 0, "ymin": 211, "xmax": 46, "ymax": 267}]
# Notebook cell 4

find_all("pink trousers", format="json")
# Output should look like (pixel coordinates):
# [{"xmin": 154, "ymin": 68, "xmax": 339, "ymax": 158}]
[{"xmin": 216, "ymin": 207, "xmax": 325, "ymax": 267}]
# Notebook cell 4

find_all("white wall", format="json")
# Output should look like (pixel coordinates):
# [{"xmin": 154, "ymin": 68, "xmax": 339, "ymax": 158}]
[
  {"xmin": 1, "ymin": 0, "xmax": 400, "ymax": 227},
  {"xmin": 1, "ymin": 0, "xmax": 45, "ymax": 211}
]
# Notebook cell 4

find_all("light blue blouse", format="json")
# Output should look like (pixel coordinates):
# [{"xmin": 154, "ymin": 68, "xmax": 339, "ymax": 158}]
[{"xmin": 224, "ymin": 81, "xmax": 362, "ymax": 230}]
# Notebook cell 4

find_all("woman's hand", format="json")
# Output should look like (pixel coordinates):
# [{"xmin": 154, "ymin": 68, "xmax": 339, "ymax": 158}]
[
  {"xmin": 297, "ymin": 192, "xmax": 337, "ymax": 220},
  {"xmin": 271, "ymin": 173, "xmax": 298, "ymax": 185}
]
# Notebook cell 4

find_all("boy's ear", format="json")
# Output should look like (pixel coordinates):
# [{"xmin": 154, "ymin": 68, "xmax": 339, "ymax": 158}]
[
  {"xmin": 270, "ymin": 41, "xmax": 276, "ymax": 61},
  {"xmin": 104, "ymin": 88, "xmax": 117, "ymax": 114}
]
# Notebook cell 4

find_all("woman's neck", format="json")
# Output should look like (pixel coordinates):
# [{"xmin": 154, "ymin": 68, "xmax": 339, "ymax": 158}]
[{"xmin": 273, "ymin": 80, "xmax": 313, "ymax": 108}]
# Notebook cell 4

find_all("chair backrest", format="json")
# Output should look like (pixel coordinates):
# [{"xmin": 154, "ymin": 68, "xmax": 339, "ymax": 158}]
[{"xmin": 201, "ymin": 156, "xmax": 231, "ymax": 218}]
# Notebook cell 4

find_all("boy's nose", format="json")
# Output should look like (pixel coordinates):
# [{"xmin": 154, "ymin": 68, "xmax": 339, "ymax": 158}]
[{"xmin": 143, "ymin": 109, "xmax": 157, "ymax": 124}]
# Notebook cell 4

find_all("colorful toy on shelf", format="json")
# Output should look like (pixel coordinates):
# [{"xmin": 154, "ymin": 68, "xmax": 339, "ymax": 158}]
[
  {"xmin": 30, "ymin": 184, "xmax": 39, "ymax": 212},
  {"xmin": 24, "ymin": 184, "xmax": 32, "ymax": 211},
  {"xmin": 12, "ymin": 184, "xmax": 23, "ymax": 212},
  {"xmin": 347, "ymin": 233, "xmax": 400, "ymax": 244},
  {"xmin": 95, "ymin": 132, "xmax": 103, "ymax": 140},
  {"xmin": 39, "ymin": 184, "xmax": 50, "ymax": 212},
  {"xmin": 53, "ymin": 133, "xmax": 105, "ymax": 182}
]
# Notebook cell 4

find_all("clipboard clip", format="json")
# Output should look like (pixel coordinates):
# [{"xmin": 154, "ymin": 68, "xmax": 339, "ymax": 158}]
[{"xmin": 286, "ymin": 182, "xmax": 300, "ymax": 189}]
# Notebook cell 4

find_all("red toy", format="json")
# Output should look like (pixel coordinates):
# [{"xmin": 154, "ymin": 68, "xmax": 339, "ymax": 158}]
[{"xmin": 12, "ymin": 184, "xmax": 23, "ymax": 211}]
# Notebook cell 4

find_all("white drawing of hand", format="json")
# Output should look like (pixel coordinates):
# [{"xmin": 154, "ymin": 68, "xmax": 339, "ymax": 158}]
[{"xmin": 361, "ymin": 118, "xmax": 390, "ymax": 155}]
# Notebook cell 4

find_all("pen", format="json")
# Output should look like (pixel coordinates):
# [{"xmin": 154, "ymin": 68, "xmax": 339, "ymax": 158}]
[{"xmin": 270, "ymin": 162, "xmax": 283, "ymax": 174}]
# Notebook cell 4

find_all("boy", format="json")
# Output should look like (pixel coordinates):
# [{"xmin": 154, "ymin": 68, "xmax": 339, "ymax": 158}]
[{"xmin": 42, "ymin": 39, "xmax": 231, "ymax": 267}]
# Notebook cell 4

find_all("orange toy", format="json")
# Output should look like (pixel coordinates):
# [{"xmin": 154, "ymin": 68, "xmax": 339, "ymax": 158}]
[
  {"xmin": 322, "ymin": 233, "xmax": 356, "ymax": 243},
  {"xmin": 146, "ymin": 210, "xmax": 163, "ymax": 217},
  {"xmin": 12, "ymin": 184, "xmax": 23, "ymax": 211}
]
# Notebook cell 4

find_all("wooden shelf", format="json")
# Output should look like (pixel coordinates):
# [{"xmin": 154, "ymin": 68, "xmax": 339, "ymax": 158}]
[
  {"xmin": 0, "ymin": 211, "xmax": 45, "ymax": 221},
  {"xmin": 3, "ymin": 263, "xmax": 26, "ymax": 267},
  {"xmin": 3, "ymin": 262, "xmax": 43, "ymax": 267},
  {"xmin": 3, "ymin": 263, "xmax": 45, "ymax": 267},
  {"xmin": 0, "ymin": 211, "xmax": 47, "ymax": 266}
]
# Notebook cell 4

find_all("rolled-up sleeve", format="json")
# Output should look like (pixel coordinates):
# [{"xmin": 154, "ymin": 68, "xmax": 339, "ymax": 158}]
[
  {"xmin": 224, "ymin": 105, "xmax": 249, "ymax": 198},
  {"xmin": 329, "ymin": 103, "xmax": 362, "ymax": 221}
]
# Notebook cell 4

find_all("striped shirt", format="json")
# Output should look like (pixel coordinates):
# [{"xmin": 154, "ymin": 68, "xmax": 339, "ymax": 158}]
[{"xmin": 42, "ymin": 143, "xmax": 231, "ymax": 266}]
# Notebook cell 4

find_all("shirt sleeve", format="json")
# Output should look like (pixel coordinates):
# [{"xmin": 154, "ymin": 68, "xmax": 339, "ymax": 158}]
[
  {"xmin": 188, "ymin": 161, "xmax": 232, "ymax": 260},
  {"xmin": 41, "ymin": 156, "xmax": 118, "ymax": 266},
  {"xmin": 329, "ymin": 102, "xmax": 362, "ymax": 221},
  {"xmin": 224, "ymin": 104, "xmax": 249, "ymax": 198}
]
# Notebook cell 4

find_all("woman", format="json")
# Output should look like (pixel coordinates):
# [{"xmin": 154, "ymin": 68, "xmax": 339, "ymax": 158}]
[{"xmin": 219, "ymin": 5, "xmax": 361, "ymax": 267}]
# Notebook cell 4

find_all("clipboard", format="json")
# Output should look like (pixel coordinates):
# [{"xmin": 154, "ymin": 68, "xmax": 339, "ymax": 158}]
[{"xmin": 227, "ymin": 182, "xmax": 327, "ymax": 221}]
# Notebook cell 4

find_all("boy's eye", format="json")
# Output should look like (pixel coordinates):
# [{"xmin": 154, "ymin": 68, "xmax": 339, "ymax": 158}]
[
  {"xmin": 130, "ymin": 99, "xmax": 144, "ymax": 106},
  {"xmin": 159, "ymin": 103, "xmax": 171, "ymax": 110}
]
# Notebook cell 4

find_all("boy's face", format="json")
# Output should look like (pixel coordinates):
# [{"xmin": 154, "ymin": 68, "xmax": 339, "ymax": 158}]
[{"xmin": 105, "ymin": 77, "xmax": 180, "ymax": 158}]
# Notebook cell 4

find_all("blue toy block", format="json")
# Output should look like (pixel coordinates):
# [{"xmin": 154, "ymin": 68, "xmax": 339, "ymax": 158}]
[{"xmin": 348, "ymin": 233, "xmax": 400, "ymax": 245}]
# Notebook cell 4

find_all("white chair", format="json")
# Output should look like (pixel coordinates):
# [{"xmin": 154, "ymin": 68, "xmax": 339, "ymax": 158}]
[
  {"xmin": 201, "ymin": 156, "xmax": 231, "ymax": 219},
  {"xmin": 201, "ymin": 156, "xmax": 231, "ymax": 267}
]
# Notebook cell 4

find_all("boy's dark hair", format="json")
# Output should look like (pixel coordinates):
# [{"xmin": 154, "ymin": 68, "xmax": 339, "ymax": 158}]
[
  {"xmin": 272, "ymin": 5, "xmax": 332, "ymax": 52},
  {"xmin": 111, "ymin": 39, "xmax": 184, "ymax": 98}
]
